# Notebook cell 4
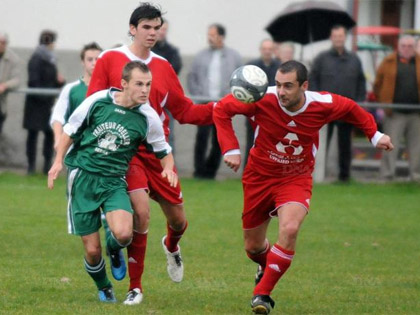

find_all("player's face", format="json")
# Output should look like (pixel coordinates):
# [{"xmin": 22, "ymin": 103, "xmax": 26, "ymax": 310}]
[
  {"xmin": 82, "ymin": 49, "xmax": 101, "ymax": 76},
  {"xmin": 122, "ymin": 69, "xmax": 152, "ymax": 106},
  {"xmin": 130, "ymin": 18, "xmax": 161, "ymax": 49},
  {"xmin": 275, "ymin": 70, "xmax": 307, "ymax": 112}
]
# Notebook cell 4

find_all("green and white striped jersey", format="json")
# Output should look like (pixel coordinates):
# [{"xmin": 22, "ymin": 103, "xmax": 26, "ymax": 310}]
[{"xmin": 63, "ymin": 88, "xmax": 171, "ymax": 177}]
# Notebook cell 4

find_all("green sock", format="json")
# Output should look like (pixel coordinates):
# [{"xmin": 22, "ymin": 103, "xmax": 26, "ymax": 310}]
[{"xmin": 84, "ymin": 257, "xmax": 111, "ymax": 290}]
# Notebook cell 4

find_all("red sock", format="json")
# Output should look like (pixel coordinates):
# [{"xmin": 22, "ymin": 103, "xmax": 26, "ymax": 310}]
[
  {"xmin": 165, "ymin": 221, "xmax": 188, "ymax": 253},
  {"xmin": 253, "ymin": 244, "xmax": 294, "ymax": 296},
  {"xmin": 127, "ymin": 231, "xmax": 147, "ymax": 291},
  {"xmin": 246, "ymin": 240, "xmax": 270, "ymax": 270}
]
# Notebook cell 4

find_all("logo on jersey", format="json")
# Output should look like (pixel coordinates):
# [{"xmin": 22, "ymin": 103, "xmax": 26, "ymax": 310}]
[
  {"xmin": 114, "ymin": 108, "xmax": 126, "ymax": 115},
  {"xmin": 92, "ymin": 122, "xmax": 131, "ymax": 155},
  {"xmin": 286, "ymin": 120, "xmax": 296, "ymax": 127},
  {"xmin": 276, "ymin": 132, "xmax": 303, "ymax": 155}
]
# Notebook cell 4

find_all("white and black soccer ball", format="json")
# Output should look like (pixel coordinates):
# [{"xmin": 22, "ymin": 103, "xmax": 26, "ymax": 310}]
[{"xmin": 230, "ymin": 65, "xmax": 269, "ymax": 104}]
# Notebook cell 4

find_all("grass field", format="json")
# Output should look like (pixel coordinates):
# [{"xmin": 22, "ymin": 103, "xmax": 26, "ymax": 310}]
[{"xmin": 0, "ymin": 172, "xmax": 419, "ymax": 314}]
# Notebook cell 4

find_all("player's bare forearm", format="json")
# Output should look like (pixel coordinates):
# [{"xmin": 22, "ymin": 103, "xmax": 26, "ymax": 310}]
[
  {"xmin": 48, "ymin": 133, "xmax": 73, "ymax": 189},
  {"xmin": 160, "ymin": 153, "xmax": 178, "ymax": 187},
  {"xmin": 52, "ymin": 121, "xmax": 63, "ymax": 151},
  {"xmin": 224, "ymin": 154, "xmax": 241, "ymax": 172},
  {"xmin": 376, "ymin": 134, "xmax": 394, "ymax": 151}
]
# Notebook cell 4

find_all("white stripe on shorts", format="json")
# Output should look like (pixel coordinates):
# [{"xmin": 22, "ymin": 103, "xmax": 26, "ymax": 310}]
[{"xmin": 67, "ymin": 168, "xmax": 79, "ymax": 234}]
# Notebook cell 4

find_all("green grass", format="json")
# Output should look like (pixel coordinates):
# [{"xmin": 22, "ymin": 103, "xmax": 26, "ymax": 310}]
[{"xmin": 0, "ymin": 172, "xmax": 419, "ymax": 314}]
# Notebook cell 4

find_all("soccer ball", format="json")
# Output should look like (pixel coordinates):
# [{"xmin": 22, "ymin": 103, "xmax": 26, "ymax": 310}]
[{"xmin": 230, "ymin": 65, "xmax": 269, "ymax": 103}]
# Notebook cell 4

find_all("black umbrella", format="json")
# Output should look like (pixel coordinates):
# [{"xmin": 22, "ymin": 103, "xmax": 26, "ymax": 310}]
[{"xmin": 266, "ymin": 1, "xmax": 356, "ymax": 44}]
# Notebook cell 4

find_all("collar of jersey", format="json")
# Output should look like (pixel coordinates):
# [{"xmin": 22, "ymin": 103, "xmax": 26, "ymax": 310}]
[
  {"xmin": 277, "ymin": 91, "xmax": 310, "ymax": 117},
  {"xmin": 119, "ymin": 45, "xmax": 153, "ymax": 64},
  {"xmin": 108, "ymin": 87, "xmax": 147, "ymax": 110}
]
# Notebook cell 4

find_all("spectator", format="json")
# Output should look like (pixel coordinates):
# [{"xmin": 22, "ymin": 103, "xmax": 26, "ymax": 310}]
[
  {"xmin": 416, "ymin": 37, "xmax": 420, "ymax": 56},
  {"xmin": 0, "ymin": 31, "xmax": 20, "ymax": 134},
  {"xmin": 374, "ymin": 35, "xmax": 420, "ymax": 181},
  {"xmin": 309, "ymin": 25, "xmax": 366, "ymax": 182},
  {"xmin": 274, "ymin": 41, "xmax": 295, "ymax": 64},
  {"xmin": 188, "ymin": 23, "xmax": 242, "ymax": 179},
  {"xmin": 152, "ymin": 19, "xmax": 182, "ymax": 75},
  {"xmin": 245, "ymin": 39, "xmax": 280, "ymax": 165},
  {"xmin": 152, "ymin": 18, "xmax": 182, "ymax": 152},
  {"xmin": 23, "ymin": 30, "xmax": 65, "ymax": 174}
]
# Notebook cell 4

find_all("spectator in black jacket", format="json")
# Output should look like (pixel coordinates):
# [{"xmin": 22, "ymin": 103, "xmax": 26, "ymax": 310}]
[
  {"xmin": 309, "ymin": 25, "xmax": 366, "ymax": 182},
  {"xmin": 152, "ymin": 19, "xmax": 182, "ymax": 75},
  {"xmin": 23, "ymin": 30, "xmax": 65, "ymax": 174}
]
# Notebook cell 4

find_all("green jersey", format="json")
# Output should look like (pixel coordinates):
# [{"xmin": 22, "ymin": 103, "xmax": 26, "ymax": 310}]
[
  {"xmin": 50, "ymin": 78, "xmax": 87, "ymax": 126},
  {"xmin": 63, "ymin": 88, "xmax": 171, "ymax": 177}
]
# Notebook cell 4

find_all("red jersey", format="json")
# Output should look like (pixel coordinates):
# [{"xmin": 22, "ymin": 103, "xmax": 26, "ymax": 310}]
[
  {"xmin": 214, "ymin": 87, "xmax": 380, "ymax": 177},
  {"xmin": 87, "ymin": 45, "xmax": 213, "ymax": 138}
]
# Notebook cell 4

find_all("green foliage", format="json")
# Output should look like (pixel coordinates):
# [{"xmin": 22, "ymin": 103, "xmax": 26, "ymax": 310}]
[{"xmin": 0, "ymin": 173, "xmax": 419, "ymax": 314}]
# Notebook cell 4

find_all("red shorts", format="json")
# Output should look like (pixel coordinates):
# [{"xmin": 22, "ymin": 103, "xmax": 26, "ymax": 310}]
[
  {"xmin": 126, "ymin": 153, "xmax": 183, "ymax": 205},
  {"xmin": 242, "ymin": 167, "xmax": 312, "ymax": 230}
]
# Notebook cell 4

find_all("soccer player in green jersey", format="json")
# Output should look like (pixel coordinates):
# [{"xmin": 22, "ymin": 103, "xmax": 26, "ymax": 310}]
[
  {"xmin": 48, "ymin": 61, "xmax": 177, "ymax": 302},
  {"xmin": 50, "ymin": 42, "xmax": 102, "ymax": 150}
]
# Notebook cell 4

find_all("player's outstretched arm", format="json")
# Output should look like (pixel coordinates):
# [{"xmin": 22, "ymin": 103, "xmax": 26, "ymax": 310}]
[
  {"xmin": 224, "ymin": 153, "xmax": 241, "ymax": 172},
  {"xmin": 47, "ymin": 133, "xmax": 73, "ymax": 189},
  {"xmin": 376, "ymin": 134, "xmax": 394, "ymax": 151},
  {"xmin": 160, "ymin": 153, "xmax": 178, "ymax": 187}
]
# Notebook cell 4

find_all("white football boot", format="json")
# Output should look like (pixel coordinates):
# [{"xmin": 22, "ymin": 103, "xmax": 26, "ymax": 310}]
[{"xmin": 161, "ymin": 235, "xmax": 184, "ymax": 282}]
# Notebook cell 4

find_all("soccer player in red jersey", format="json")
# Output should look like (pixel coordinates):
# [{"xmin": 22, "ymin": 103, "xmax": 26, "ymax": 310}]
[
  {"xmin": 213, "ymin": 60, "xmax": 394, "ymax": 314},
  {"xmin": 87, "ymin": 3, "xmax": 213, "ymax": 305}
]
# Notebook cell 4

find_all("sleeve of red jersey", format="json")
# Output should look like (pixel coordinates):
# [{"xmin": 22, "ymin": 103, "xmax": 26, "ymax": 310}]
[
  {"xmin": 164, "ymin": 69, "xmax": 214, "ymax": 125},
  {"xmin": 86, "ymin": 56, "xmax": 108, "ymax": 97},
  {"xmin": 328, "ymin": 94, "xmax": 378, "ymax": 142},
  {"xmin": 213, "ymin": 94, "xmax": 256, "ymax": 154}
]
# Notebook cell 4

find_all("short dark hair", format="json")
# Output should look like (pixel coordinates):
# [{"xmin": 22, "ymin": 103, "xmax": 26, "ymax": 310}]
[
  {"xmin": 39, "ymin": 30, "xmax": 57, "ymax": 45},
  {"xmin": 331, "ymin": 24, "xmax": 347, "ymax": 34},
  {"xmin": 122, "ymin": 61, "xmax": 150, "ymax": 82},
  {"xmin": 129, "ymin": 2, "xmax": 163, "ymax": 27},
  {"xmin": 80, "ymin": 42, "xmax": 103, "ymax": 60},
  {"xmin": 210, "ymin": 23, "xmax": 226, "ymax": 37},
  {"xmin": 278, "ymin": 60, "xmax": 308, "ymax": 86}
]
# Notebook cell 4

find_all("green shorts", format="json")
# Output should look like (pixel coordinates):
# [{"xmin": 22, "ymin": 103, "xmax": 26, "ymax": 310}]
[{"xmin": 66, "ymin": 168, "xmax": 133, "ymax": 236}]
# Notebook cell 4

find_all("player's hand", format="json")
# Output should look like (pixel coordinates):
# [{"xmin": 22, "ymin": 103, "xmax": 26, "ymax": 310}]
[
  {"xmin": 376, "ymin": 134, "xmax": 394, "ymax": 151},
  {"xmin": 161, "ymin": 169, "xmax": 178, "ymax": 187},
  {"xmin": 224, "ymin": 154, "xmax": 241, "ymax": 172},
  {"xmin": 47, "ymin": 162, "xmax": 63, "ymax": 189}
]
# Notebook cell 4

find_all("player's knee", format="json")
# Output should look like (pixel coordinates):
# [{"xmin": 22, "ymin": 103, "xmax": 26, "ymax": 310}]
[
  {"xmin": 132, "ymin": 203, "xmax": 150, "ymax": 216},
  {"xmin": 133, "ymin": 209, "xmax": 150, "ymax": 227},
  {"xmin": 244, "ymin": 240, "xmax": 265, "ymax": 255},
  {"xmin": 113, "ymin": 229, "xmax": 133, "ymax": 246},
  {"xmin": 167, "ymin": 208, "xmax": 186, "ymax": 230},
  {"xmin": 85, "ymin": 244, "xmax": 102, "ymax": 261},
  {"xmin": 280, "ymin": 221, "xmax": 300, "ymax": 239},
  {"xmin": 169, "ymin": 218, "xmax": 186, "ymax": 231}
]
